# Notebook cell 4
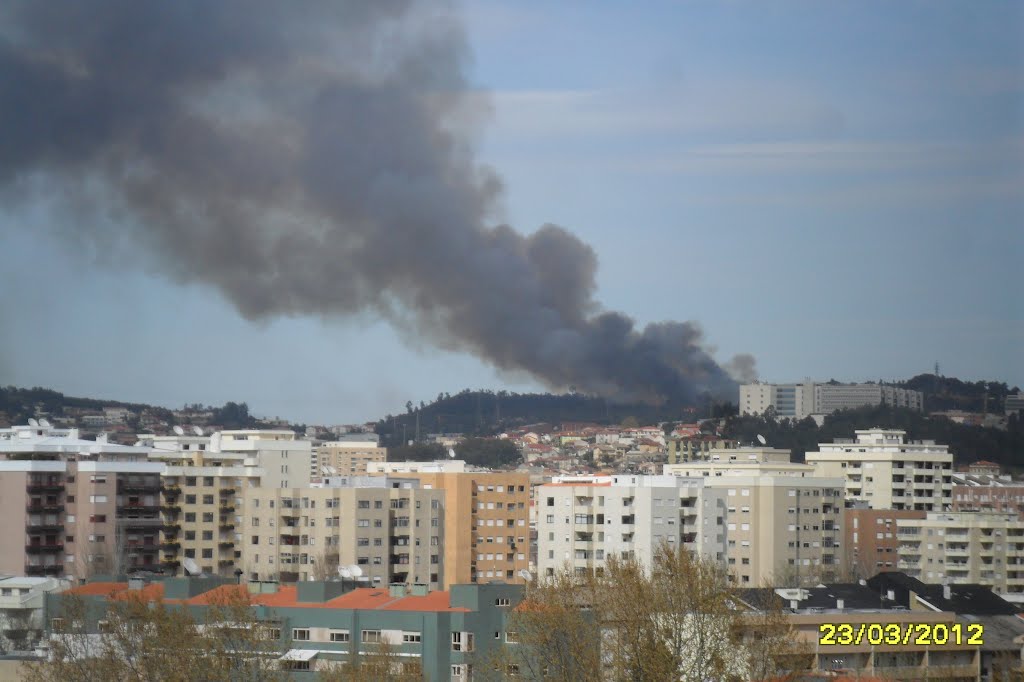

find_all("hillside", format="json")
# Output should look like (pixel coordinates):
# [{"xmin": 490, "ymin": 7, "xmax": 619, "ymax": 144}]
[{"xmin": 371, "ymin": 389, "xmax": 729, "ymax": 447}]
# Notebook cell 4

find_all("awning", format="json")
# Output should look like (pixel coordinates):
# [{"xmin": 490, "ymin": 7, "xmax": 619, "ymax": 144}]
[{"xmin": 279, "ymin": 649, "xmax": 319, "ymax": 662}]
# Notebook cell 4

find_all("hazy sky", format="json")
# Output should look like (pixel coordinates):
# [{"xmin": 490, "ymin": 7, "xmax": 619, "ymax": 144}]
[{"xmin": 1, "ymin": 0, "xmax": 1021, "ymax": 423}]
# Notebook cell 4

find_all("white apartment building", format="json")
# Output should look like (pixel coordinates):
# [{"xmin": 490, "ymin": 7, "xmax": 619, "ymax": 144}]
[
  {"xmin": 218, "ymin": 430, "xmax": 312, "ymax": 489},
  {"xmin": 367, "ymin": 460, "xmax": 467, "ymax": 474},
  {"xmin": 535, "ymin": 475, "xmax": 727, "ymax": 580},
  {"xmin": 895, "ymin": 511, "xmax": 1024, "ymax": 603},
  {"xmin": 805, "ymin": 429, "xmax": 953, "ymax": 511},
  {"xmin": 0, "ymin": 576, "xmax": 70, "ymax": 652},
  {"xmin": 740, "ymin": 381, "xmax": 924, "ymax": 419},
  {"xmin": 665, "ymin": 449, "xmax": 845, "ymax": 586}
]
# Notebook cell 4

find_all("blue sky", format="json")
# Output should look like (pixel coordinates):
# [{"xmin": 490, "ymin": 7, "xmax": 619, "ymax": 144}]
[{"xmin": 1, "ymin": 0, "xmax": 1021, "ymax": 422}]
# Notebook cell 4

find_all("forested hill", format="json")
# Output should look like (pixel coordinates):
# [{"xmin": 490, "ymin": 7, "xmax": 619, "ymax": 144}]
[{"xmin": 372, "ymin": 389, "xmax": 722, "ymax": 446}]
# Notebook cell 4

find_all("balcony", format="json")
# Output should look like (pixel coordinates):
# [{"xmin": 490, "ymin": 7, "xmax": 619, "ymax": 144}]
[
  {"xmin": 160, "ymin": 541, "xmax": 181, "ymax": 551},
  {"xmin": 279, "ymin": 571, "xmax": 299, "ymax": 583},
  {"xmin": 119, "ymin": 517, "xmax": 163, "ymax": 529},
  {"xmin": 25, "ymin": 543, "xmax": 64, "ymax": 554},
  {"xmin": 26, "ymin": 502, "xmax": 64, "ymax": 514},
  {"xmin": 219, "ymin": 523, "xmax": 235, "ymax": 531},
  {"xmin": 219, "ymin": 506, "xmax": 235, "ymax": 515},
  {"xmin": 25, "ymin": 565, "xmax": 62, "ymax": 576},
  {"xmin": 218, "ymin": 541, "xmax": 234, "ymax": 549},
  {"xmin": 160, "ymin": 484, "xmax": 181, "ymax": 496},
  {"xmin": 26, "ymin": 521, "xmax": 64, "ymax": 532},
  {"xmin": 161, "ymin": 560, "xmax": 181, "ymax": 571},
  {"xmin": 117, "ymin": 481, "xmax": 161, "ymax": 494},
  {"xmin": 161, "ymin": 505, "xmax": 182, "ymax": 515},
  {"xmin": 117, "ymin": 503, "xmax": 161, "ymax": 514},
  {"xmin": 26, "ymin": 482, "xmax": 64, "ymax": 494},
  {"xmin": 219, "ymin": 488, "xmax": 235, "ymax": 497},
  {"xmin": 217, "ymin": 559, "xmax": 234, "ymax": 566},
  {"xmin": 162, "ymin": 523, "xmax": 181, "ymax": 535}
]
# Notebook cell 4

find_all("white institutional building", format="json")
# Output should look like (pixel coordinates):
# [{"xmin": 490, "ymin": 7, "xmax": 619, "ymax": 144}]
[{"xmin": 740, "ymin": 381, "xmax": 924, "ymax": 420}]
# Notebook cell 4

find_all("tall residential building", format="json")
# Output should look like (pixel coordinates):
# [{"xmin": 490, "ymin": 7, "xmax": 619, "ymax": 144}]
[
  {"xmin": 367, "ymin": 465, "xmax": 531, "ymax": 588},
  {"xmin": 312, "ymin": 435, "xmax": 386, "ymax": 480},
  {"xmin": 535, "ymin": 475, "xmax": 727, "ymax": 580},
  {"xmin": 805, "ymin": 429, "xmax": 953, "ymax": 511},
  {"xmin": 0, "ymin": 424, "xmax": 161, "ymax": 580},
  {"xmin": 218, "ymin": 430, "xmax": 312, "ymax": 489},
  {"xmin": 241, "ymin": 476, "xmax": 444, "ymax": 588},
  {"xmin": 953, "ymin": 483, "xmax": 1024, "ymax": 518},
  {"xmin": 665, "ymin": 435, "xmax": 738, "ymax": 464},
  {"xmin": 843, "ymin": 506, "xmax": 926, "ymax": 578},
  {"xmin": 144, "ymin": 433, "xmax": 264, "ymax": 577},
  {"xmin": 740, "ymin": 381, "xmax": 923, "ymax": 419},
  {"xmin": 665, "ymin": 449, "xmax": 845, "ymax": 586},
  {"xmin": 895, "ymin": 511, "xmax": 1024, "ymax": 602}
]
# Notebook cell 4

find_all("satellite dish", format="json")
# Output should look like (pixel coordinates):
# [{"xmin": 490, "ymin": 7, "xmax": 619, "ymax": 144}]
[
  {"xmin": 183, "ymin": 557, "xmax": 200, "ymax": 576},
  {"xmin": 173, "ymin": 425, "xmax": 185, "ymax": 436},
  {"xmin": 348, "ymin": 565, "xmax": 363, "ymax": 578},
  {"xmin": 518, "ymin": 569, "xmax": 532, "ymax": 582},
  {"xmin": 28, "ymin": 418, "xmax": 38, "ymax": 427},
  {"xmin": 756, "ymin": 434, "xmax": 767, "ymax": 446},
  {"xmin": 339, "ymin": 567, "xmax": 351, "ymax": 579},
  {"xmin": 39, "ymin": 418, "xmax": 52, "ymax": 428},
  {"xmin": 448, "ymin": 448, "xmax": 456, "ymax": 459},
  {"xmin": 192, "ymin": 426, "xmax": 204, "ymax": 436}
]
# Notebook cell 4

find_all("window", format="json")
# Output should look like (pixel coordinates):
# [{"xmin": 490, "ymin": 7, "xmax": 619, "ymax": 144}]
[
  {"xmin": 506, "ymin": 631, "xmax": 519, "ymax": 643},
  {"xmin": 185, "ymin": 495, "xmax": 197, "ymax": 505},
  {"xmin": 403, "ymin": 632, "xmax": 421, "ymax": 643},
  {"xmin": 495, "ymin": 597, "xmax": 511, "ymax": 606},
  {"xmin": 293, "ymin": 628, "xmax": 310, "ymax": 641},
  {"xmin": 330, "ymin": 630, "xmax": 350, "ymax": 642},
  {"xmin": 362, "ymin": 630, "xmax": 382, "ymax": 643},
  {"xmin": 451, "ymin": 632, "xmax": 474, "ymax": 651},
  {"xmin": 202, "ymin": 513, "xmax": 214, "ymax": 523},
  {"xmin": 89, "ymin": 495, "xmax": 107, "ymax": 503},
  {"xmin": 203, "ymin": 495, "xmax": 214, "ymax": 505}
]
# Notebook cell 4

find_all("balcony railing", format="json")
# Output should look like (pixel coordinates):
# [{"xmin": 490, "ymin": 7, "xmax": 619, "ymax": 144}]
[
  {"xmin": 26, "ymin": 503, "xmax": 64, "ymax": 514},
  {"xmin": 26, "ymin": 522, "xmax": 64, "ymax": 532},
  {"xmin": 119, "ymin": 517, "xmax": 163, "ymax": 529},
  {"xmin": 26, "ymin": 483, "xmax": 64, "ymax": 494},
  {"xmin": 25, "ymin": 565, "xmax": 62, "ymax": 576},
  {"xmin": 160, "ymin": 541, "xmax": 181, "ymax": 551},
  {"xmin": 25, "ymin": 544, "xmax": 64, "ymax": 554}
]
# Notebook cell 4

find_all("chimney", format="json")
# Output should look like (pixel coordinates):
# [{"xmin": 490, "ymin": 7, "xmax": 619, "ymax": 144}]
[
  {"xmin": 943, "ymin": 584, "xmax": 952, "ymax": 600},
  {"xmin": 886, "ymin": 589, "xmax": 895, "ymax": 602},
  {"xmin": 836, "ymin": 599, "xmax": 845, "ymax": 610}
]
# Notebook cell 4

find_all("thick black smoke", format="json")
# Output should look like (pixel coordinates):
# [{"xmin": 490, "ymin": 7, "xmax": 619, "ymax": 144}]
[{"xmin": 0, "ymin": 0, "xmax": 754, "ymax": 403}]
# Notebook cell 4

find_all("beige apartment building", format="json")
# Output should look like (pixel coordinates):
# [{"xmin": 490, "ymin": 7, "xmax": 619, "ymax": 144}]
[
  {"xmin": 240, "ymin": 476, "xmax": 444, "ymax": 588},
  {"xmin": 805, "ymin": 428, "xmax": 953, "ymax": 511},
  {"xmin": 896, "ymin": 511, "xmax": 1024, "ymax": 602},
  {"xmin": 665, "ymin": 449, "xmax": 845, "ymax": 586},
  {"xmin": 144, "ymin": 434, "xmax": 265, "ymax": 577},
  {"xmin": 312, "ymin": 435, "xmax": 386, "ymax": 480},
  {"xmin": 367, "ymin": 463, "xmax": 531, "ymax": 588},
  {"xmin": 218, "ymin": 430, "xmax": 312, "ymax": 489},
  {"xmin": 536, "ymin": 475, "xmax": 727, "ymax": 580}
]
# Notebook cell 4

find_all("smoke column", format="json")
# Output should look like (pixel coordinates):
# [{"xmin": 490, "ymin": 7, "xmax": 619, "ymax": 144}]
[{"xmin": 0, "ymin": 0, "xmax": 754, "ymax": 403}]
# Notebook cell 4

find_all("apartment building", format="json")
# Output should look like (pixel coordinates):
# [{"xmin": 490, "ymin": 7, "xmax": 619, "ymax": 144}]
[
  {"xmin": 144, "ymin": 433, "xmax": 265, "ymax": 577},
  {"xmin": 312, "ymin": 434, "xmax": 386, "ymax": 480},
  {"xmin": 805, "ymin": 428, "xmax": 953, "ymax": 511},
  {"xmin": 665, "ymin": 450, "xmax": 845, "ymax": 586},
  {"xmin": 365, "ymin": 466, "xmax": 531, "ymax": 588},
  {"xmin": 535, "ymin": 475, "xmax": 727, "ymax": 580},
  {"xmin": 952, "ymin": 480, "xmax": 1024, "ymax": 518},
  {"xmin": 895, "ymin": 511, "xmax": 1024, "ymax": 602},
  {"xmin": 740, "ymin": 381, "xmax": 923, "ymax": 419},
  {"xmin": 241, "ymin": 476, "xmax": 444, "ymax": 588},
  {"xmin": 0, "ymin": 424, "xmax": 161, "ymax": 580},
  {"xmin": 665, "ymin": 435, "xmax": 738, "ymax": 464},
  {"xmin": 218, "ymin": 430, "xmax": 312, "ymax": 489},
  {"xmin": 843, "ymin": 506, "xmax": 926, "ymax": 578}
]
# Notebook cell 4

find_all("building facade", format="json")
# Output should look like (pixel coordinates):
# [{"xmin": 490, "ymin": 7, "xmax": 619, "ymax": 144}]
[
  {"xmin": 805, "ymin": 429, "xmax": 953, "ymax": 511},
  {"xmin": 895, "ymin": 511, "xmax": 1024, "ymax": 602},
  {"xmin": 740, "ymin": 381, "xmax": 924, "ymax": 419},
  {"xmin": 843, "ymin": 506, "xmax": 927, "ymax": 579},
  {"xmin": 241, "ymin": 476, "xmax": 445, "ymax": 589},
  {"xmin": 312, "ymin": 436, "xmax": 386, "ymax": 481},
  {"xmin": 535, "ymin": 474, "xmax": 727, "ymax": 580}
]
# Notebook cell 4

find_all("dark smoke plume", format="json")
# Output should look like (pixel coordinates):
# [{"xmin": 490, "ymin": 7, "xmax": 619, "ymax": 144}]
[{"xmin": 0, "ymin": 0, "xmax": 754, "ymax": 403}]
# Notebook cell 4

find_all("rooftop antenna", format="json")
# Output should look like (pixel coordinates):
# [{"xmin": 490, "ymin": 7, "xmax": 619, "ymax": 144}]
[
  {"xmin": 39, "ymin": 418, "xmax": 52, "ymax": 428},
  {"xmin": 339, "ymin": 567, "xmax": 351, "ymax": 579},
  {"xmin": 192, "ymin": 426, "xmax": 204, "ymax": 436},
  {"xmin": 28, "ymin": 418, "xmax": 38, "ymax": 427},
  {"xmin": 518, "ymin": 569, "xmax": 533, "ymax": 582},
  {"xmin": 182, "ymin": 557, "xmax": 200, "ymax": 576},
  {"xmin": 448, "ymin": 447, "xmax": 456, "ymax": 459},
  {"xmin": 348, "ymin": 564, "xmax": 363, "ymax": 578},
  {"xmin": 173, "ymin": 425, "xmax": 185, "ymax": 436},
  {"xmin": 756, "ymin": 434, "xmax": 767, "ymax": 446}
]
